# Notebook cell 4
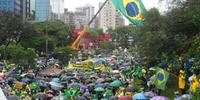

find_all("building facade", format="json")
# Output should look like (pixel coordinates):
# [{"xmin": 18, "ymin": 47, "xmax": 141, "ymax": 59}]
[
  {"xmin": 50, "ymin": 0, "xmax": 64, "ymax": 21},
  {"xmin": 74, "ymin": 4, "xmax": 95, "ymax": 29},
  {"xmin": 30, "ymin": 0, "xmax": 34, "ymax": 14},
  {"xmin": 64, "ymin": 9, "xmax": 75, "ymax": 26},
  {"xmin": 21, "ymin": 0, "xmax": 30, "ymax": 21},
  {"xmin": 0, "ymin": 0, "xmax": 30, "ymax": 21},
  {"xmin": 35, "ymin": 0, "xmax": 50, "ymax": 21},
  {"xmin": 98, "ymin": 0, "xmax": 124, "ymax": 31},
  {"xmin": 115, "ymin": 10, "xmax": 125, "ymax": 28}
]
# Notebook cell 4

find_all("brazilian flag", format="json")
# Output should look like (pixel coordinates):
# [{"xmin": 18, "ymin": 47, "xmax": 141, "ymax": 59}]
[
  {"xmin": 112, "ymin": 0, "xmax": 146, "ymax": 26},
  {"xmin": 154, "ymin": 67, "xmax": 169, "ymax": 90}
]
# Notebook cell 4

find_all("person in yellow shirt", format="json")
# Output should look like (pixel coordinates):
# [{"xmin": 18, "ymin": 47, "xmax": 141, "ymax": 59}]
[
  {"xmin": 191, "ymin": 74, "xmax": 199, "ymax": 93},
  {"xmin": 178, "ymin": 70, "xmax": 186, "ymax": 94}
]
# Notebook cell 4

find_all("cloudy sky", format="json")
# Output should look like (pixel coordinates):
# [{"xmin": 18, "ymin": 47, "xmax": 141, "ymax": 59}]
[{"xmin": 64, "ymin": 0, "xmax": 161, "ymax": 12}]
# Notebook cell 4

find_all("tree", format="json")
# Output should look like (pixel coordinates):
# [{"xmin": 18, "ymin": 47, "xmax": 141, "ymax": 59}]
[
  {"xmin": 1, "ymin": 44, "xmax": 38, "ymax": 67},
  {"xmin": 53, "ymin": 46, "xmax": 72, "ymax": 64},
  {"xmin": 0, "ymin": 12, "xmax": 24, "ymax": 47}
]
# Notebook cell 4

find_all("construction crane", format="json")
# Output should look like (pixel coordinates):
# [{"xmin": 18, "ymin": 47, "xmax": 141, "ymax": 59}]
[{"xmin": 70, "ymin": 0, "xmax": 109, "ymax": 51}]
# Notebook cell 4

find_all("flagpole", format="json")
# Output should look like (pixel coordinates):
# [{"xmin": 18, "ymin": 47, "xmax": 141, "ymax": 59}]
[{"xmin": 88, "ymin": 0, "xmax": 109, "ymax": 25}]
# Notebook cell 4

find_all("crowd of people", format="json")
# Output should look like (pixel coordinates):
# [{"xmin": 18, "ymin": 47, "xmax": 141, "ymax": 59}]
[{"xmin": 0, "ymin": 47, "xmax": 199, "ymax": 100}]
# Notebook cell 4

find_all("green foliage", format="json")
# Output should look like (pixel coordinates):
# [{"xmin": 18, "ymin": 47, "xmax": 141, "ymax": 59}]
[
  {"xmin": 109, "ymin": 26, "xmax": 135, "ymax": 48},
  {"xmin": 53, "ymin": 46, "xmax": 72, "ymax": 64},
  {"xmin": 1, "ymin": 44, "xmax": 38, "ymax": 67},
  {"xmin": 0, "ymin": 12, "xmax": 23, "ymax": 46},
  {"xmin": 99, "ymin": 40, "xmax": 114, "ymax": 50}
]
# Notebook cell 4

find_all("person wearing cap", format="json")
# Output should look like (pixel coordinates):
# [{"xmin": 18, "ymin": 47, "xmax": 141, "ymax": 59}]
[{"xmin": 178, "ymin": 69, "xmax": 186, "ymax": 94}]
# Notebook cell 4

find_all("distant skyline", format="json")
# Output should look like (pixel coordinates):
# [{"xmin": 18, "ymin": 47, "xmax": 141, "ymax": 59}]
[
  {"xmin": 64, "ymin": 0, "xmax": 161, "ymax": 12},
  {"xmin": 64, "ymin": 0, "xmax": 163, "ymax": 25}
]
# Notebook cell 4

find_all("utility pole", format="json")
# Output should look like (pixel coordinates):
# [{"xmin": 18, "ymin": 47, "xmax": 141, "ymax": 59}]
[
  {"xmin": 45, "ymin": 2, "xmax": 50, "ymax": 68},
  {"xmin": 45, "ymin": 22, "xmax": 48, "ymax": 67}
]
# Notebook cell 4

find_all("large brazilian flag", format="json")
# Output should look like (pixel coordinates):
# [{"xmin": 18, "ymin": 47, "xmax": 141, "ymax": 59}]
[
  {"xmin": 112, "ymin": 0, "xmax": 146, "ymax": 26},
  {"xmin": 154, "ymin": 67, "xmax": 169, "ymax": 90}
]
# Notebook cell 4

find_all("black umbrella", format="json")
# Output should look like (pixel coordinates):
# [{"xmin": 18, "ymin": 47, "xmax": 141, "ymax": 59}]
[
  {"xmin": 125, "ymin": 87, "xmax": 135, "ymax": 92},
  {"xmin": 105, "ymin": 78, "xmax": 112, "ymax": 82},
  {"xmin": 96, "ymin": 83, "xmax": 106, "ymax": 88},
  {"xmin": 34, "ymin": 93, "xmax": 48, "ymax": 99},
  {"xmin": 109, "ymin": 96, "xmax": 118, "ymax": 100}
]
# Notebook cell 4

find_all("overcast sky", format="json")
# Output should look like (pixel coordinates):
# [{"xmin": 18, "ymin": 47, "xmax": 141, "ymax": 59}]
[
  {"xmin": 64, "ymin": 0, "xmax": 161, "ymax": 12},
  {"xmin": 64, "ymin": 0, "xmax": 162, "ymax": 25}
]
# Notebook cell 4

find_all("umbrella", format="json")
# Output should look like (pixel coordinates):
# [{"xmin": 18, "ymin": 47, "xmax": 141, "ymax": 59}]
[
  {"xmin": 49, "ymin": 82, "xmax": 64, "ymax": 91},
  {"xmin": 34, "ymin": 93, "xmax": 48, "ymax": 99},
  {"xmin": 39, "ymin": 68, "xmax": 63, "ymax": 76},
  {"xmin": 118, "ymin": 96, "xmax": 132, "ymax": 100},
  {"xmin": 0, "ymin": 80, "xmax": 5, "ymax": 84},
  {"xmin": 47, "ymin": 93, "xmax": 54, "ymax": 98},
  {"xmin": 21, "ymin": 78, "xmax": 30, "ymax": 83},
  {"xmin": 113, "ymin": 70, "xmax": 120, "ymax": 74},
  {"xmin": 109, "ymin": 80, "xmax": 122, "ymax": 87},
  {"xmin": 181, "ymin": 94, "xmax": 190, "ymax": 100},
  {"xmin": 79, "ymin": 84, "xmax": 88, "ymax": 90},
  {"xmin": 62, "ymin": 76, "xmax": 72, "ymax": 81},
  {"xmin": 88, "ymin": 83, "xmax": 95, "ymax": 87},
  {"xmin": 52, "ymin": 95, "xmax": 68, "ymax": 100},
  {"xmin": 95, "ymin": 87, "xmax": 105, "ymax": 92},
  {"xmin": 125, "ymin": 87, "xmax": 135, "ymax": 92},
  {"xmin": 109, "ymin": 96, "xmax": 118, "ymax": 100},
  {"xmin": 82, "ymin": 92, "xmax": 90, "ymax": 98},
  {"xmin": 144, "ymin": 91, "xmax": 157, "ymax": 98},
  {"xmin": 69, "ymin": 83, "xmax": 81, "ymax": 88},
  {"xmin": 51, "ymin": 78, "xmax": 60, "ymax": 83},
  {"xmin": 0, "ymin": 77, "xmax": 4, "ymax": 81},
  {"xmin": 25, "ymin": 73, "xmax": 35, "ymax": 78},
  {"xmin": 150, "ymin": 96, "xmax": 170, "ymax": 100},
  {"xmin": 133, "ymin": 93, "xmax": 146, "ymax": 100},
  {"xmin": 75, "ymin": 96, "xmax": 87, "ymax": 100},
  {"xmin": 7, "ymin": 95, "xmax": 20, "ymax": 100},
  {"xmin": 96, "ymin": 78, "xmax": 105, "ymax": 83},
  {"xmin": 95, "ymin": 83, "xmax": 105, "ymax": 88}
]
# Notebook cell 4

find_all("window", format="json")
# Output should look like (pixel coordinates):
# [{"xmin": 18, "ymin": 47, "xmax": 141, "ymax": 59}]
[
  {"xmin": 3, "ymin": 1, "xmax": 7, "ymax": 5},
  {"xmin": 0, "ymin": 7, "xmax": 2, "ymax": 11},
  {"xmin": 3, "ymin": 7, "xmax": 7, "ymax": 10},
  {"xmin": 8, "ymin": 7, "xmax": 12, "ymax": 11},
  {"xmin": 0, "ymin": 1, "xmax": 2, "ymax": 5},
  {"xmin": 8, "ymin": 1, "xmax": 13, "ymax": 5}
]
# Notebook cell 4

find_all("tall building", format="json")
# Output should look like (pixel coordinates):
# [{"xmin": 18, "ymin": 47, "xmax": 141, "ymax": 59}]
[
  {"xmin": 98, "ymin": 0, "xmax": 116, "ymax": 31},
  {"xmin": 84, "ymin": 4, "xmax": 95, "ymax": 28},
  {"xmin": 0, "ymin": 0, "xmax": 21, "ymax": 13},
  {"xmin": 115, "ymin": 10, "xmax": 125, "ymax": 28},
  {"xmin": 35, "ymin": 0, "xmax": 50, "ymax": 21},
  {"xmin": 22, "ymin": 0, "xmax": 30, "ymax": 21},
  {"xmin": 98, "ymin": 0, "xmax": 124, "ymax": 31},
  {"xmin": 50, "ymin": 0, "xmax": 64, "ymax": 21},
  {"xmin": 0, "ymin": 0, "xmax": 30, "ymax": 21},
  {"xmin": 74, "ymin": 4, "xmax": 95, "ymax": 29},
  {"xmin": 64, "ymin": 9, "xmax": 75, "ymax": 26},
  {"xmin": 30, "ymin": 0, "xmax": 35, "ymax": 14}
]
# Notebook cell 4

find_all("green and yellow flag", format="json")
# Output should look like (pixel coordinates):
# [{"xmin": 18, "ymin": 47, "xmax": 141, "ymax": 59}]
[
  {"xmin": 154, "ymin": 67, "xmax": 169, "ymax": 90},
  {"xmin": 112, "ymin": 0, "xmax": 146, "ymax": 26}
]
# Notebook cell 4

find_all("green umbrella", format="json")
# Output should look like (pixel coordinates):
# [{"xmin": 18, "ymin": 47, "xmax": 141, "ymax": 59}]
[
  {"xmin": 30, "ymin": 83, "xmax": 37, "ymax": 89},
  {"xmin": 95, "ymin": 87, "xmax": 105, "ymax": 92},
  {"xmin": 109, "ymin": 80, "xmax": 122, "ymax": 87}
]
